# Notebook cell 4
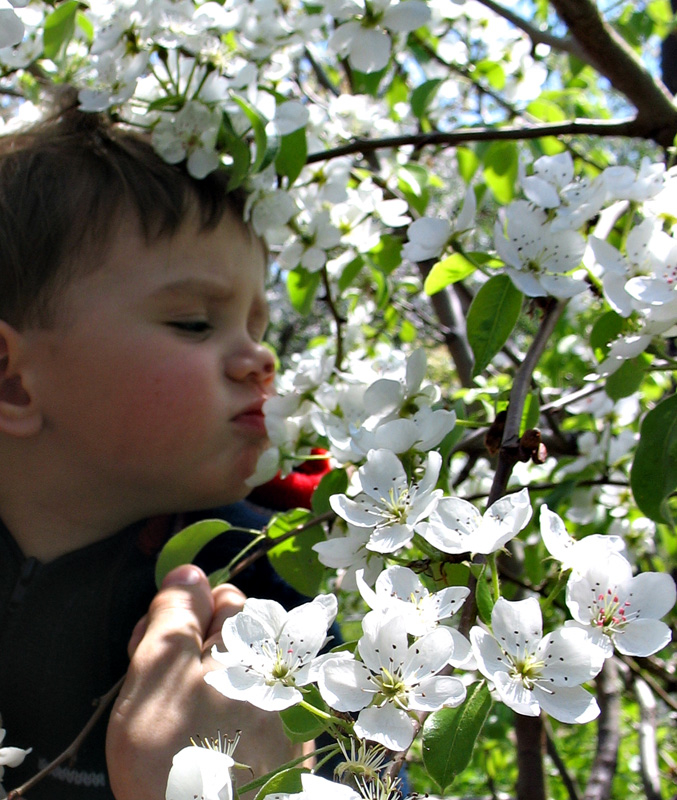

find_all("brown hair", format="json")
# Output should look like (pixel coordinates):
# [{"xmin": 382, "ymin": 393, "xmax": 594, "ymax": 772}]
[{"xmin": 0, "ymin": 105, "xmax": 248, "ymax": 328}]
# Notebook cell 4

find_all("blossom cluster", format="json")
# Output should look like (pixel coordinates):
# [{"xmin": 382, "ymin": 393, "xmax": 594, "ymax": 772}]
[{"xmin": 406, "ymin": 151, "xmax": 677, "ymax": 375}]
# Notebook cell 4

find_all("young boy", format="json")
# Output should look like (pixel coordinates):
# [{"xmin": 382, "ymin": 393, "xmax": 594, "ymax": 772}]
[{"xmin": 0, "ymin": 106, "xmax": 303, "ymax": 800}]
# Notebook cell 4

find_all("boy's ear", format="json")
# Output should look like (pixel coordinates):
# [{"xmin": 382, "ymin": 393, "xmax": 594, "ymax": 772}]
[{"xmin": 0, "ymin": 320, "xmax": 43, "ymax": 437}]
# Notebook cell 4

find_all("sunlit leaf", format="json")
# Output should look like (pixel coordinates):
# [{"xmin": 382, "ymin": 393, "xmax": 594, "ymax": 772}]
[
  {"xmin": 467, "ymin": 274, "xmax": 522, "ymax": 377},
  {"xmin": 155, "ymin": 519, "xmax": 233, "ymax": 588}
]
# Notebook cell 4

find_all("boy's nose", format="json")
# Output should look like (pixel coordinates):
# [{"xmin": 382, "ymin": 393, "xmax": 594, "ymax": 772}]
[{"xmin": 227, "ymin": 342, "xmax": 276, "ymax": 385}]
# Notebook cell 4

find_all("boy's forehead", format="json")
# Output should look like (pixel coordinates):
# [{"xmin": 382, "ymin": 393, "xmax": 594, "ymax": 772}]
[{"xmin": 60, "ymin": 206, "xmax": 267, "ymax": 309}]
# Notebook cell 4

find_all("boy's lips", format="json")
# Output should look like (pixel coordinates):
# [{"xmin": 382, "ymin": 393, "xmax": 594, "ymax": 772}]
[{"xmin": 231, "ymin": 400, "xmax": 269, "ymax": 435}]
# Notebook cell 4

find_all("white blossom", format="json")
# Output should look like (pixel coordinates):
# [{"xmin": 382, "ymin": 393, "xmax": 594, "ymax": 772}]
[
  {"xmin": 268, "ymin": 773, "xmax": 361, "ymax": 800},
  {"xmin": 565, "ymin": 552, "xmax": 676, "ymax": 657},
  {"xmin": 494, "ymin": 201, "xmax": 588, "ymax": 297},
  {"xmin": 152, "ymin": 100, "xmax": 221, "ymax": 178},
  {"xmin": 402, "ymin": 186, "xmax": 476, "ymax": 261},
  {"xmin": 0, "ymin": 726, "xmax": 31, "ymax": 799},
  {"xmin": 317, "ymin": 613, "xmax": 466, "ymax": 750},
  {"xmin": 313, "ymin": 523, "xmax": 385, "ymax": 591},
  {"xmin": 205, "ymin": 595, "xmax": 338, "ymax": 711},
  {"xmin": 329, "ymin": 449, "xmax": 442, "ymax": 553},
  {"xmin": 0, "ymin": 1, "xmax": 24, "ymax": 49},
  {"xmin": 166, "ymin": 741, "xmax": 234, "ymax": 800},
  {"xmin": 357, "ymin": 566, "xmax": 469, "ymax": 636},
  {"xmin": 417, "ymin": 488, "xmax": 532, "ymax": 555},
  {"xmin": 540, "ymin": 505, "xmax": 626, "ymax": 571},
  {"xmin": 470, "ymin": 597, "xmax": 604, "ymax": 723}
]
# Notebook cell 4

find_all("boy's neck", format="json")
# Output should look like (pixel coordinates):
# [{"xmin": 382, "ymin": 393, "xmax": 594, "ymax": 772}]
[
  {"xmin": 0, "ymin": 449, "xmax": 149, "ymax": 562},
  {"xmin": 0, "ymin": 498, "xmax": 140, "ymax": 562}
]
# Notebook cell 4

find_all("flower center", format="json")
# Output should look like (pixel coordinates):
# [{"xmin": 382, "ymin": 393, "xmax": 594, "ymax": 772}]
[
  {"xmin": 591, "ymin": 588, "xmax": 634, "ymax": 633},
  {"xmin": 508, "ymin": 652, "xmax": 545, "ymax": 689},
  {"xmin": 373, "ymin": 667, "xmax": 407, "ymax": 703}
]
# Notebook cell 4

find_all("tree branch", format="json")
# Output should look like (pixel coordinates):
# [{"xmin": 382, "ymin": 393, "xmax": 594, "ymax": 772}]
[
  {"xmin": 549, "ymin": 0, "xmax": 677, "ymax": 147},
  {"xmin": 306, "ymin": 118, "xmax": 642, "ymax": 165},
  {"xmin": 633, "ymin": 677, "xmax": 663, "ymax": 800},
  {"xmin": 475, "ymin": 0, "xmax": 587, "ymax": 60},
  {"xmin": 584, "ymin": 658, "xmax": 621, "ymax": 800}
]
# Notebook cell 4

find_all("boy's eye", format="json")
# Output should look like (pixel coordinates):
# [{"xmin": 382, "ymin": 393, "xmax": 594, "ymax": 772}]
[{"xmin": 168, "ymin": 320, "xmax": 212, "ymax": 335}]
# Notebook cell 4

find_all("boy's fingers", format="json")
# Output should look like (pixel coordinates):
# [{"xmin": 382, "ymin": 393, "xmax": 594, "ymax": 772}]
[
  {"xmin": 129, "ymin": 564, "xmax": 215, "ymax": 661},
  {"xmin": 204, "ymin": 583, "xmax": 247, "ymax": 645}
]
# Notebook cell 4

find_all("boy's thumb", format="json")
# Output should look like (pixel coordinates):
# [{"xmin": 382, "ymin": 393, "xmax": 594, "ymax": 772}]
[{"xmin": 127, "ymin": 564, "xmax": 214, "ymax": 658}]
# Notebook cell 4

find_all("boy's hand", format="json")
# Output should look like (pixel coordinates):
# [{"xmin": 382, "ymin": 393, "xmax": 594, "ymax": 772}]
[{"xmin": 106, "ymin": 565, "xmax": 298, "ymax": 800}]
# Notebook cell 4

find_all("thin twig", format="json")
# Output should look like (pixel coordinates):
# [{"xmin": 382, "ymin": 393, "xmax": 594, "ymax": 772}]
[
  {"xmin": 7, "ymin": 676, "xmax": 126, "ymax": 799},
  {"xmin": 544, "ymin": 718, "xmax": 581, "ymax": 800}
]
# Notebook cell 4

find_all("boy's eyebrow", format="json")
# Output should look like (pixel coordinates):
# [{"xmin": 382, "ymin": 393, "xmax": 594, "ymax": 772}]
[{"xmin": 150, "ymin": 278, "xmax": 237, "ymax": 301}]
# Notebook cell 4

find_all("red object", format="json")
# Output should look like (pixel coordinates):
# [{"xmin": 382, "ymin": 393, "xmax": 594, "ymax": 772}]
[{"xmin": 248, "ymin": 448, "xmax": 332, "ymax": 510}]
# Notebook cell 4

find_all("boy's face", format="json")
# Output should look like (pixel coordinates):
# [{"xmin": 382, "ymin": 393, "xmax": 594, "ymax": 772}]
[{"xmin": 25, "ymin": 207, "xmax": 276, "ymax": 518}]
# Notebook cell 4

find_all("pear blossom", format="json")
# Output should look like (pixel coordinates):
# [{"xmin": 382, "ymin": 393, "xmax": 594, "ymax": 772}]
[
  {"xmin": 152, "ymin": 100, "xmax": 222, "ymax": 179},
  {"xmin": 205, "ymin": 594, "xmax": 338, "ymax": 711},
  {"xmin": 357, "ymin": 566, "xmax": 469, "ymax": 636},
  {"xmin": 274, "ymin": 100, "xmax": 310, "ymax": 135},
  {"xmin": 550, "ymin": 173, "xmax": 608, "ymax": 232},
  {"xmin": 494, "ymin": 201, "xmax": 587, "ymax": 297},
  {"xmin": 565, "ymin": 552, "xmax": 676, "ymax": 658},
  {"xmin": 313, "ymin": 523, "xmax": 385, "ymax": 591},
  {"xmin": 317, "ymin": 613, "xmax": 466, "ymax": 750},
  {"xmin": 470, "ymin": 597, "xmax": 604, "ymax": 723},
  {"xmin": 520, "ymin": 152, "xmax": 574, "ymax": 209},
  {"xmin": 328, "ymin": 0, "xmax": 431, "ymax": 73},
  {"xmin": 402, "ymin": 186, "xmax": 476, "ymax": 262},
  {"xmin": 540, "ymin": 505, "xmax": 626, "ymax": 571},
  {"xmin": 417, "ymin": 487, "xmax": 532, "ymax": 555},
  {"xmin": 329, "ymin": 449, "xmax": 443, "ymax": 553},
  {"xmin": 166, "ymin": 738, "xmax": 235, "ymax": 800},
  {"xmin": 588, "ymin": 218, "xmax": 677, "ymax": 316},
  {"xmin": 601, "ymin": 158, "xmax": 666, "ymax": 202},
  {"xmin": 268, "ymin": 772, "xmax": 361, "ymax": 800},
  {"xmin": 597, "ymin": 332, "xmax": 654, "ymax": 376},
  {"xmin": 0, "ymin": 726, "xmax": 31, "ymax": 799},
  {"xmin": 278, "ymin": 210, "xmax": 342, "ymax": 273},
  {"xmin": 0, "ymin": 1, "xmax": 24, "ymax": 49}
]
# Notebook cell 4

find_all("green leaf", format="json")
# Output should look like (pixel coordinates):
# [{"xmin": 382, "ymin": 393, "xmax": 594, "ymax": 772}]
[
  {"xmin": 475, "ymin": 571, "xmax": 494, "ymax": 625},
  {"xmin": 457, "ymin": 147, "xmax": 480, "ymax": 183},
  {"xmin": 338, "ymin": 255, "xmax": 364, "ymax": 292},
  {"xmin": 411, "ymin": 79, "xmax": 444, "ymax": 120},
  {"xmin": 254, "ymin": 768, "xmax": 306, "ymax": 800},
  {"xmin": 154, "ymin": 519, "xmax": 233, "ymax": 588},
  {"xmin": 467, "ymin": 274, "xmax": 522, "ymax": 377},
  {"xmin": 590, "ymin": 310, "xmax": 624, "ymax": 360},
  {"xmin": 287, "ymin": 267, "xmax": 322, "ymax": 315},
  {"xmin": 43, "ymin": 1, "xmax": 79, "ymax": 59},
  {"xmin": 370, "ymin": 234, "xmax": 403, "ymax": 275},
  {"xmin": 267, "ymin": 509, "xmax": 326, "ymax": 596},
  {"xmin": 311, "ymin": 468, "xmax": 349, "ymax": 514},
  {"xmin": 230, "ymin": 94, "xmax": 277, "ymax": 174},
  {"xmin": 350, "ymin": 66, "xmax": 387, "ymax": 96},
  {"xmin": 482, "ymin": 141, "xmax": 518, "ymax": 204},
  {"xmin": 422, "ymin": 682, "xmax": 493, "ymax": 792},
  {"xmin": 279, "ymin": 686, "xmax": 329, "ymax": 742},
  {"xmin": 275, "ymin": 127, "xmax": 307, "ymax": 186},
  {"xmin": 631, "ymin": 393, "xmax": 677, "ymax": 526},
  {"xmin": 424, "ymin": 253, "xmax": 477, "ymax": 295},
  {"xmin": 605, "ymin": 356, "xmax": 646, "ymax": 400}
]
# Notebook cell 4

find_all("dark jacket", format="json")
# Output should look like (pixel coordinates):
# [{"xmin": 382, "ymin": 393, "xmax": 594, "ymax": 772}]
[{"xmin": 0, "ymin": 503, "xmax": 309, "ymax": 799}]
